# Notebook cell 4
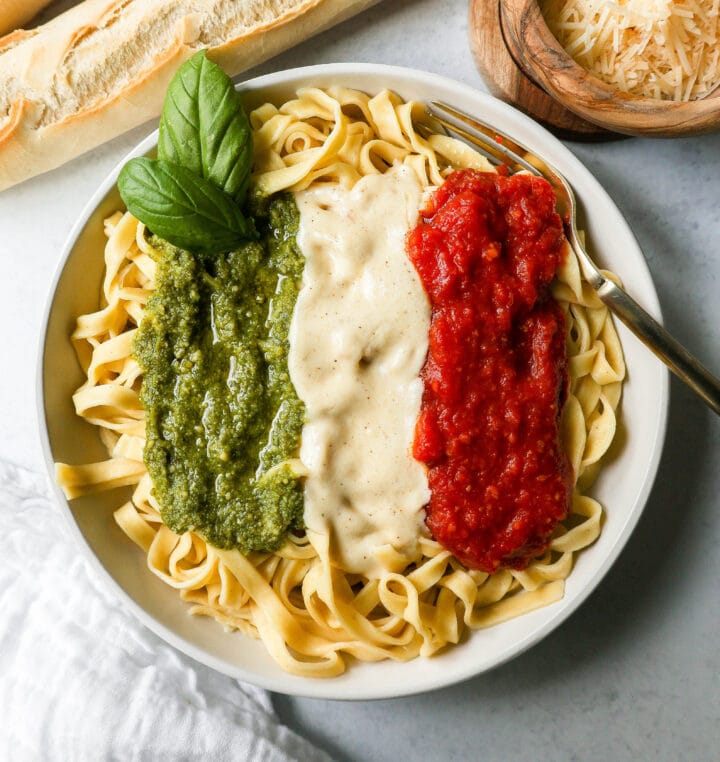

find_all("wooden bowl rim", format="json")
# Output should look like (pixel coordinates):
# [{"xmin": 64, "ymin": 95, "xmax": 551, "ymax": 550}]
[{"xmin": 501, "ymin": 0, "xmax": 720, "ymax": 136}]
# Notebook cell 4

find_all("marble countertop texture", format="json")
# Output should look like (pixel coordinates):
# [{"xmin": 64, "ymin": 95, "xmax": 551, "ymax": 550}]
[{"xmin": 2, "ymin": 1, "xmax": 719, "ymax": 759}]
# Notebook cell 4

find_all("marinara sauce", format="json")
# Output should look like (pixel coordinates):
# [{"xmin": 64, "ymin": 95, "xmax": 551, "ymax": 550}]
[{"xmin": 407, "ymin": 169, "xmax": 572, "ymax": 573}]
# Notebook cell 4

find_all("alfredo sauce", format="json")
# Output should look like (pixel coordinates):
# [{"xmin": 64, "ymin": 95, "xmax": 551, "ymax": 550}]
[{"xmin": 289, "ymin": 165, "xmax": 430, "ymax": 578}]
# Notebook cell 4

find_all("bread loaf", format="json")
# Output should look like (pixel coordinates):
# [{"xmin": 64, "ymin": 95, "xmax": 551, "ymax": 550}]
[
  {"xmin": 0, "ymin": 0, "xmax": 55, "ymax": 36},
  {"xmin": 0, "ymin": 0, "xmax": 380, "ymax": 191}
]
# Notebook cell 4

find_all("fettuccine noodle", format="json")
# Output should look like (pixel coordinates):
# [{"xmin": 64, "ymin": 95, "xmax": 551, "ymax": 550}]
[{"xmin": 56, "ymin": 87, "xmax": 625, "ymax": 677}]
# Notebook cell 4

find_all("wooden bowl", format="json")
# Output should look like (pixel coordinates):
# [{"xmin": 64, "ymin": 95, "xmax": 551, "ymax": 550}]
[{"xmin": 500, "ymin": 0, "xmax": 720, "ymax": 137}]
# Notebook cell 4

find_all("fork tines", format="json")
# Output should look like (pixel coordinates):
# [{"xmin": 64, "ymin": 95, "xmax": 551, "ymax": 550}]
[{"xmin": 427, "ymin": 101, "xmax": 541, "ymax": 177}]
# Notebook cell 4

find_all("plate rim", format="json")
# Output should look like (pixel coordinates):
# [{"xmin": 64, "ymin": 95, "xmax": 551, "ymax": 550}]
[{"xmin": 36, "ymin": 62, "xmax": 669, "ymax": 701}]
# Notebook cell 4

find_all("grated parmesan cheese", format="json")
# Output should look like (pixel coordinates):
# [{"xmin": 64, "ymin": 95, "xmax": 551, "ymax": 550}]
[{"xmin": 541, "ymin": 0, "xmax": 720, "ymax": 100}]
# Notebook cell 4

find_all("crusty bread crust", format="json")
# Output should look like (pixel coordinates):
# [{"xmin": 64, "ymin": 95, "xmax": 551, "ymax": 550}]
[
  {"xmin": 0, "ymin": 0, "xmax": 380, "ymax": 191},
  {"xmin": 0, "ymin": 0, "xmax": 55, "ymax": 37}
]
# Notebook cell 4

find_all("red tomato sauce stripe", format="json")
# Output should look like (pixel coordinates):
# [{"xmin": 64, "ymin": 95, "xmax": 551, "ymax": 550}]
[{"xmin": 407, "ymin": 169, "xmax": 572, "ymax": 573}]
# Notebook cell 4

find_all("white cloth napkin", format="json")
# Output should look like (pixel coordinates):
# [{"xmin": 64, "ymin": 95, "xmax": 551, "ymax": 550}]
[{"xmin": 0, "ymin": 460, "xmax": 331, "ymax": 762}]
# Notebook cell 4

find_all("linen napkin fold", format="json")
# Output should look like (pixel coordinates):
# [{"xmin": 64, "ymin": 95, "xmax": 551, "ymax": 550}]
[{"xmin": 0, "ymin": 460, "xmax": 331, "ymax": 762}]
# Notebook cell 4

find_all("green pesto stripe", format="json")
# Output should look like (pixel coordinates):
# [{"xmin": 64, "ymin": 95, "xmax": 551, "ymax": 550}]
[{"xmin": 134, "ymin": 194, "xmax": 305, "ymax": 554}]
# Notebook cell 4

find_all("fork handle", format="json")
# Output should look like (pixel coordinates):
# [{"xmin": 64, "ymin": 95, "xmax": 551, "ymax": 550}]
[{"xmin": 596, "ymin": 278, "xmax": 720, "ymax": 415}]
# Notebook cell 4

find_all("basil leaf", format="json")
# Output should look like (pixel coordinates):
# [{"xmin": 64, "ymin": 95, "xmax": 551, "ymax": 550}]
[
  {"xmin": 157, "ymin": 50, "xmax": 252, "ymax": 205},
  {"xmin": 118, "ymin": 157, "xmax": 256, "ymax": 254}
]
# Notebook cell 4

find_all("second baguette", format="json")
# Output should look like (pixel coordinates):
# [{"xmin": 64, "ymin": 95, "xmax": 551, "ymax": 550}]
[
  {"xmin": 0, "ymin": 0, "xmax": 381, "ymax": 191},
  {"xmin": 0, "ymin": 0, "xmax": 56, "ymax": 36}
]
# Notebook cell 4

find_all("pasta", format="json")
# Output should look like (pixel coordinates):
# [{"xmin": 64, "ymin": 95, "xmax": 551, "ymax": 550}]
[{"xmin": 55, "ymin": 86, "xmax": 625, "ymax": 677}]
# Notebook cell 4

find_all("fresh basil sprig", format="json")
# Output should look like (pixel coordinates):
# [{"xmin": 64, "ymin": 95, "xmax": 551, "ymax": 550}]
[
  {"xmin": 158, "ymin": 50, "xmax": 252, "ymax": 205},
  {"xmin": 118, "ymin": 158, "xmax": 255, "ymax": 254},
  {"xmin": 118, "ymin": 50, "xmax": 255, "ymax": 254}
]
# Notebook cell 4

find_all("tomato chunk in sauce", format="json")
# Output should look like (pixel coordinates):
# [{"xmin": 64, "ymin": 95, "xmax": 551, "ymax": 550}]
[{"xmin": 407, "ymin": 169, "xmax": 572, "ymax": 573}]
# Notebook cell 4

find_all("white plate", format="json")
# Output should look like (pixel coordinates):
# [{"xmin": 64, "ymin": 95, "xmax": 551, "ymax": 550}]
[{"xmin": 38, "ymin": 63, "xmax": 668, "ymax": 700}]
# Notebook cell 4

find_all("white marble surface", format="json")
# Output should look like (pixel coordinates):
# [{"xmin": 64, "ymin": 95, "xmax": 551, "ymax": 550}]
[{"xmin": 2, "ymin": 0, "xmax": 720, "ymax": 759}]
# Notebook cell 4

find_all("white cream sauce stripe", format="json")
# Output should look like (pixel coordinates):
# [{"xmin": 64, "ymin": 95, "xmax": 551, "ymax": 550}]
[{"xmin": 289, "ymin": 165, "xmax": 431, "ymax": 579}]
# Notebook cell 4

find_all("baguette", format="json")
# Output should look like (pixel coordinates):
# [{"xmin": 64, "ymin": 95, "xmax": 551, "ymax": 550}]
[
  {"xmin": 0, "ymin": 0, "xmax": 57, "ymax": 35},
  {"xmin": 0, "ymin": 0, "xmax": 56, "ymax": 36},
  {"xmin": 0, "ymin": 0, "xmax": 380, "ymax": 191}
]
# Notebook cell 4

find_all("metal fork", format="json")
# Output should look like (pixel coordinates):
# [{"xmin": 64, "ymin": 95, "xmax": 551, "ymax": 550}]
[{"xmin": 427, "ymin": 101, "xmax": 720, "ymax": 416}]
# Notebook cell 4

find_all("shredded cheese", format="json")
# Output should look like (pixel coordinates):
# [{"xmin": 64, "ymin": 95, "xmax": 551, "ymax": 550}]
[{"xmin": 541, "ymin": 0, "xmax": 720, "ymax": 100}]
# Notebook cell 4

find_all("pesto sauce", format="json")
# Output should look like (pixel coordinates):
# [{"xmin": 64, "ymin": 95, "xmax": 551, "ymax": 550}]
[{"xmin": 135, "ymin": 194, "xmax": 305, "ymax": 553}]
